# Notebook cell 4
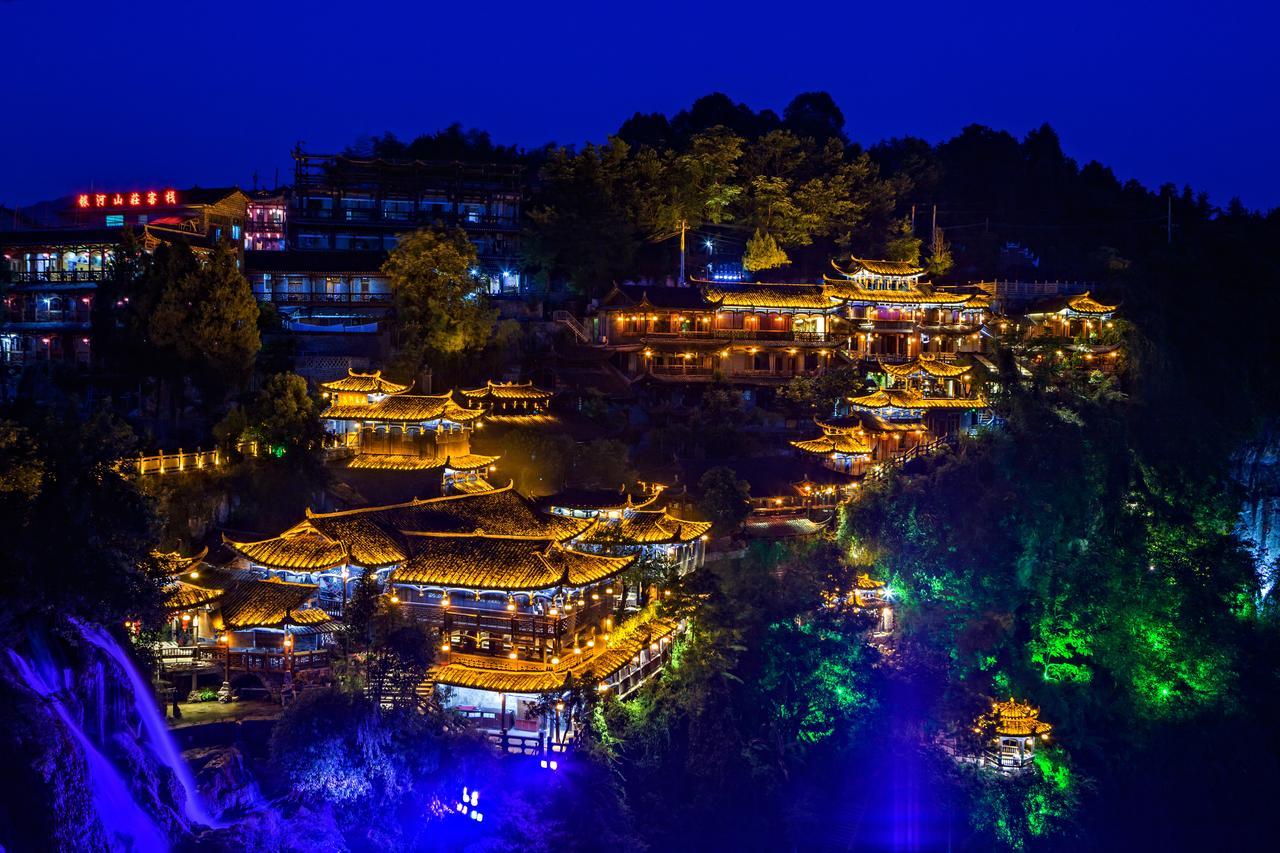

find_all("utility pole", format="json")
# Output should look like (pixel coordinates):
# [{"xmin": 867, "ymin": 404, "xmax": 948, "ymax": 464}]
[
  {"xmin": 931, "ymin": 204, "xmax": 939, "ymax": 255},
  {"xmin": 1167, "ymin": 195, "xmax": 1172, "ymax": 245},
  {"xmin": 910, "ymin": 204, "xmax": 916, "ymax": 231},
  {"xmin": 678, "ymin": 219, "xmax": 687, "ymax": 285}
]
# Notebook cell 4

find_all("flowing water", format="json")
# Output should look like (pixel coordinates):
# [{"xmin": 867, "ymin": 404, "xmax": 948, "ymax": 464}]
[
  {"xmin": 72, "ymin": 619, "xmax": 219, "ymax": 828},
  {"xmin": 7, "ymin": 647, "xmax": 169, "ymax": 852}
]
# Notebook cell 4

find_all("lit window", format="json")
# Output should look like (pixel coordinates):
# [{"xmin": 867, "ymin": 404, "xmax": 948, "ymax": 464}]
[{"xmin": 105, "ymin": 214, "xmax": 124, "ymax": 227}]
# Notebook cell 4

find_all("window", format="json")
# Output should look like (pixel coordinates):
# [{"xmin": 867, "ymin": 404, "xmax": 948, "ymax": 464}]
[
  {"xmin": 105, "ymin": 214, "xmax": 124, "ymax": 227},
  {"xmin": 298, "ymin": 233, "xmax": 328, "ymax": 249},
  {"xmin": 231, "ymin": 224, "xmax": 241, "ymax": 240}
]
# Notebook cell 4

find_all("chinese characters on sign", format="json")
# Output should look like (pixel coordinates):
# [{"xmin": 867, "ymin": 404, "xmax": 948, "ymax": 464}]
[{"xmin": 77, "ymin": 189, "xmax": 178, "ymax": 208}]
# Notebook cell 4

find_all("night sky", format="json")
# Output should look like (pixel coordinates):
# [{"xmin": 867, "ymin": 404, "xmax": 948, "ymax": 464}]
[{"xmin": 3, "ymin": 0, "xmax": 1277, "ymax": 209}]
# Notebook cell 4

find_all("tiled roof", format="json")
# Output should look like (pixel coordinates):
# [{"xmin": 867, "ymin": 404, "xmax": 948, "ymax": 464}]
[
  {"xmin": 451, "ymin": 477, "xmax": 496, "ymax": 494},
  {"xmin": 986, "ymin": 698, "xmax": 1053, "ymax": 737},
  {"xmin": 227, "ymin": 485, "xmax": 593, "ymax": 571},
  {"xmin": 791, "ymin": 431, "xmax": 873, "ymax": 456},
  {"xmin": 743, "ymin": 515, "xmax": 828, "ymax": 538},
  {"xmin": 389, "ymin": 534, "xmax": 632, "ymax": 590},
  {"xmin": 832, "ymin": 256, "xmax": 925, "ymax": 277},
  {"xmin": 579, "ymin": 510, "xmax": 711, "ymax": 545},
  {"xmin": 1066, "ymin": 292, "xmax": 1118, "ymax": 315},
  {"xmin": 846, "ymin": 389, "xmax": 986, "ymax": 410},
  {"xmin": 700, "ymin": 282, "xmax": 833, "ymax": 310},
  {"xmin": 880, "ymin": 355, "xmax": 970, "ymax": 379},
  {"xmin": 429, "ymin": 608, "xmax": 677, "ymax": 692},
  {"xmin": 224, "ymin": 528, "xmax": 348, "ymax": 570},
  {"xmin": 459, "ymin": 381, "xmax": 552, "ymax": 400},
  {"xmin": 218, "ymin": 578, "xmax": 327, "ymax": 630},
  {"xmin": 346, "ymin": 454, "xmax": 447, "ymax": 470},
  {"xmin": 823, "ymin": 278, "xmax": 973, "ymax": 305},
  {"xmin": 319, "ymin": 369, "xmax": 411, "ymax": 395},
  {"xmin": 533, "ymin": 486, "xmax": 663, "ymax": 513}
]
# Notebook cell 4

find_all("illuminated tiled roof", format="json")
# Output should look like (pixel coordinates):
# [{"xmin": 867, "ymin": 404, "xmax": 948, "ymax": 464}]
[
  {"xmin": 847, "ymin": 388, "xmax": 986, "ymax": 410},
  {"xmin": 743, "ymin": 515, "xmax": 828, "ymax": 538},
  {"xmin": 534, "ymin": 485, "xmax": 664, "ymax": 513},
  {"xmin": 854, "ymin": 572, "xmax": 886, "ymax": 591},
  {"xmin": 984, "ymin": 698, "xmax": 1053, "ymax": 738},
  {"xmin": 164, "ymin": 565, "xmax": 234, "ymax": 610},
  {"xmin": 319, "ymin": 369, "xmax": 411, "ymax": 395},
  {"xmin": 429, "ymin": 607, "xmax": 677, "ymax": 692},
  {"xmin": 227, "ymin": 485, "xmax": 593, "ymax": 571},
  {"xmin": 699, "ymin": 282, "xmax": 833, "ymax": 310},
  {"xmin": 224, "ymin": 528, "xmax": 348, "ymax": 571},
  {"xmin": 579, "ymin": 510, "xmax": 712, "ymax": 545},
  {"xmin": 344, "ymin": 451, "xmax": 498, "ymax": 472},
  {"xmin": 880, "ymin": 355, "xmax": 970, "ymax": 379},
  {"xmin": 1066, "ymin": 292, "xmax": 1118, "ymax": 315},
  {"xmin": 389, "ymin": 533, "xmax": 633, "ymax": 590},
  {"xmin": 451, "ymin": 477, "xmax": 495, "ymax": 494},
  {"xmin": 791, "ymin": 431, "xmax": 873, "ymax": 456},
  {"xmin": 832, "ymin": 256, "xmax": 925, "ymax": 277},
  {"xmin": 346, "ymin": 454, "xmax": 447, "ymax": 470},
  {"xmin": 218, "ymin": 578, "xmax": 329, "ymax": 630},
  {"xmin": 823, "ymin": 278, "xmax": 973, "ymax": 306},
  {"xmin": 459, "ymin": 381, "xmax": 552, "ymax": 401}
]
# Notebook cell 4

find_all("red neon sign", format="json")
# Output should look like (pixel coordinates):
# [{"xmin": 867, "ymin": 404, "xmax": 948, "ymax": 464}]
[{"xmin": 78, "ymin": 189, "xmax": 179, "ymax": 209}]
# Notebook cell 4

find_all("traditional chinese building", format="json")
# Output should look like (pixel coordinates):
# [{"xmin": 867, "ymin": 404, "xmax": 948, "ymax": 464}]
[
  {"xmin": 978, "ymin": 698, "xmax": 1054, "ymax": 772},
  {"xmin": 572, "ymin": 256, "xmax": 993, "ymax": 387},
  {"xmin": 541, "ymin": 485, "xmax": 712, "ymax": 577},
  {"xmin": 1024, "ymin": 292, "xmax": 1118, "ymax": 339},
  {"xmin": 824, "ymin": 257, "xmax": 990, "ymax": 362},
  {"xmin": 319, "ymin": 369, "xmax": 494, "ymax": 488},
  {"xmin": 222, "ymin": 483, "xmax": 681, "ymax": 746},
  {"xmin": 459, "ymin": 380, "xmax": 553, "ymax": 418},
  {"xmin": 0, "ymin": 187, "xmax": 248, "ymax": 368}
]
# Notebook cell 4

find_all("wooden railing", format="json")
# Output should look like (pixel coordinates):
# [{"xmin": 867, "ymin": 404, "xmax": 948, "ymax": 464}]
[
  {"xmin": 157, "ymin": 645, "xmax": 331, "ymax": 674},
  {"xmin": 865, "ymin": 436, "xmax": 954, "ymax": 481},
  {"xmin": 127, "ymin": 441, "xmax": 261, "ymax": 476}
]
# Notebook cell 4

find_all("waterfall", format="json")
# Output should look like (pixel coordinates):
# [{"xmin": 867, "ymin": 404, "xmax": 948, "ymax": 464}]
[
  {"xmin": 71, "ymin": 619, "xmax": 219, "ymax": 828},
  {"xmin": 7, "ymin": 648, "xmax": 169, "ymax": 852}
]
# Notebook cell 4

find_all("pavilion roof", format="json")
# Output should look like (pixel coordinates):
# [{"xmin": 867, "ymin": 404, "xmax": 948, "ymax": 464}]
[
  {"xmin": 1066, "ymin": 291, "xmax": 1119, "ymax": 315},
  {"xmin": 985, "ymin": 698, "xmax": 1053, "ymax": 737},
  {"xmin": 226, "ymin": 484, "xmax": 593, "ymax": 571},
  {"xmin": 791, "ymin": 430, "xmax": 874, "ymax": 456},
  {"xmin": 389, "ymin": 533, "xmax": 632, "ymax": 590},
  {"xmin": 429, "ymin": 607, "xmax": 677, "ymax": 693},
  {"xmin": 699, "ymin": 281, "xmax": 834, "ymax": 310},
  {"xmin": 880, "ymin": 355, "xmax": 970, "ymax": 379},
  {"xmin": 823, "ymin": 277, "xmax": 974, "ymax": 306},
  {"xmin": 533, "ymin": 485, "xmax": 664, "ymax": 513},
  {"xmin": 319, "ymin": 369, "xmax": 411, "ymax": 395},
  {"xmin": 459, "ymin": 380, "xmax": 553, "ymax": 401},
  {"xmin": 831, "ymin": 256, "xmax": 925, "ymax": 278},
  {"xmin": 217, "ymin": 578, "xmax": 329, "ymax": 630},
  {"xmin": 846, "ymin": 388, "xmax": 986, "ymax": 410},
  {"xmin": 578, "ymin": 510, "xmax": 712, "ymax": 545}
]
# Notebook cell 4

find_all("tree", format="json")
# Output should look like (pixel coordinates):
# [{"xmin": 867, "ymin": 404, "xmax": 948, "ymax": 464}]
[
  {"xmin": 151, "ymin": 241, "xmax": 260, "ymax": 398},
  {"xmin": 0, "ymin": 406, "xmax": 164, "ymax": 638},
  {"xmin": 697, "ymin": 466, "xmax": 751, "ymax": 534},
  {"xmin": 248, "ymin": 373, "xmax": 323, "ymax": 453},
  {"xmin": 884, "ymin": 217, "xmax": 922, "ymax": 264},
  {"xmin": 926, "ymin": 226, "xmax": 954, "ymax": 278},
  {"xmin": 743, "ymin": 228, "xmax": 790, "ymax": 271},
  {"xmin": 782, "ymin": 91, "xmax": 847, "ymax": 144},
  {"xmin": 381, "ymin": 228, "xmax": 498, "ymax": 376}
]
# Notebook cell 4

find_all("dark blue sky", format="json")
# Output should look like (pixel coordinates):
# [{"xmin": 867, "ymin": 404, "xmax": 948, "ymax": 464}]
[{"xmin": 3, "ymin": 0, "xmax": 1277, "ymax": 209}]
